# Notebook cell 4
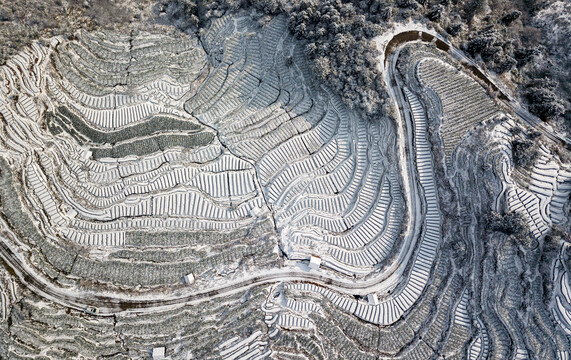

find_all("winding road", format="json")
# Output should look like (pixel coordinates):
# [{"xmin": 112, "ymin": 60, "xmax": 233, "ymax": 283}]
[
  {"xmin": 0, "ymin": 28, "xmax": 562, "ymax": 317},
  {"xmin": 383, "ymin": 29, "xmax": 571, "ymax": 146}
]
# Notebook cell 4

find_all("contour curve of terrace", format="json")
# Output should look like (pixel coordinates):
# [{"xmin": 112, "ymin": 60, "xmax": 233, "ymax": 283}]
[
  {"xmin": 0, "ymin": 14, "xmax": 411, "ymax": 299},
  {"xmin": 2, "ymin": 13, "xmax": 571, "ymax": 360}
]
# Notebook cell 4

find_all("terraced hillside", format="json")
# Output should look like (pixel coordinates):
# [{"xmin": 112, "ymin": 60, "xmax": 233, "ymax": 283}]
[
  {"xmin": 0, "ymin": 14, "xmax": 409, "ymax": 357},
  {"xmin": 0, "ymin": 13, "xmax": 407, "ymax": 291},
  {"xmin": 416, "ymin": 58, "xmax": 502, "ymax": 167},
  {"xmin": 0, "ymin": 25, "xmax": 283, "ymax": 291},
  {"xmin": 0, "ymin": 11, "xmax": 569, "ymax": 360}
]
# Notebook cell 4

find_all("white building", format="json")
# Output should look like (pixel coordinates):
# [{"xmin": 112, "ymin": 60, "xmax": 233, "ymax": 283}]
[
  {"xmin": 184, "ymin": 273, "xmax": 195, "ymax": 284},
  {"xmin": 152, "ymin": 347, "xmax": 165, "ymax": 359},
  {"xmin": 367, "ymin": 293, "xmax": 379, "ymax": 305},
  {"xmin": 308, "ymin": 256, "xmax": 321, "ymax": 270}
]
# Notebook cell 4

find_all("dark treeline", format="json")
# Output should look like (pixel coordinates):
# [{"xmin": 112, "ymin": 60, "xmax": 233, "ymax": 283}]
[
  {"xmin": 156, "ymin": 0, "xmax": 569, "ymax": 131},
  {"xmin": 1, "ymin": 0, "xmax": 567, "ymax": 130},
  {"xmin": 156, "ymin": 0, "xmax": 394, "ymax": 121}
]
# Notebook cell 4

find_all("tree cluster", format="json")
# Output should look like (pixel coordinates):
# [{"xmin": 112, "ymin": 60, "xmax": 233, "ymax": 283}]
[
  {"xmin": 510, "ymin": 127, "xmax": 541, "ymax": 170},
  {"xmin": 285, "ymin": 0, "xmax": 388, "ymax": 118},
  {"xmin": 155, "ymin": 0, "xmax": 200, "ymax": 31},
  {"xmin": 453, "ymin": 0, "xmax": 569, "ymax": 129},
  {"xmin": 463, "ymin": 27, "xmax": 518, "ymax": 74},
  {"xmin": 485, "ymin": 211, "xmax": 531, "ymax": 243},
  {"xmin": 525, "ymin": 79, "xmax": 566, "ymax": 121}
]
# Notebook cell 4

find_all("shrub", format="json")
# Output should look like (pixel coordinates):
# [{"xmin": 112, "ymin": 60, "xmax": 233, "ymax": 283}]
[
  {"xmin": 511, "ymin": 137, "xmax": 540, "ymax": 169},
  {"xmin": 494, "ymin": 55, "xmax": 517, "ymax": 73},
  {"xmin": 485, "ymin": 211, "xmax": 531, "ymax": 242},
  {"xmin": 446, "ymin": 24, "xmax": 462, "ymax": 36},
  {"xmin": 500, "ymin": 10, "xmax": 521, "ymax": 26},
  {"xmin": 525, "ymin": 86, "xmax": 566, "ymax": 121},
  {"xmin": 427, "ymin": 5, "xmax": 442, "ymax": 21}
]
